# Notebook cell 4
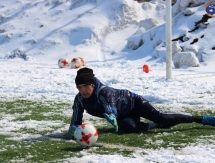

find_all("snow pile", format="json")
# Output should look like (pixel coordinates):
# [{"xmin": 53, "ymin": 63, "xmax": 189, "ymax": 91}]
[
  {"xmin": 0, "ymin": 0, "xmax": 143, "ymax": 61},
  {"xmin": 173, "ymin": 51, "xmax": 200, "ymax": 68},
  {"xmin": 127, "ymin": 0, "xmax": 215, "ymax": 68}
]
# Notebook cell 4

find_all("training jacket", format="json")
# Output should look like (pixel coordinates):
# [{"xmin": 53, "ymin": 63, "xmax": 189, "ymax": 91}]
[{"xmin": 70, "ymin": 77, "xmax": 137, "ymax": 126}]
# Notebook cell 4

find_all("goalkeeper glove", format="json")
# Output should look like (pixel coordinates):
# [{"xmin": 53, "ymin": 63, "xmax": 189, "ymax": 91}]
[
  {"xmin": 67, "ymin": 125, "xmax": 77, "ymax": 140},
  {"xmin": 103, "ymin": 113, "xmax": 118, "ymax": 132}
]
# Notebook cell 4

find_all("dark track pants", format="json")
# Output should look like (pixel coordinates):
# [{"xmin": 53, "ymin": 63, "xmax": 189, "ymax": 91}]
[{"xmin": 118, "ymin": 95, "xmax": 194, "ymax": 133}]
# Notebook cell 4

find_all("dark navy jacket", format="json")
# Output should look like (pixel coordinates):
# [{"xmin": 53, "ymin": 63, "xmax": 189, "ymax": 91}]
[{"xmin": 70, "ymin": 77, "xmax": 136, "ymax": 126}]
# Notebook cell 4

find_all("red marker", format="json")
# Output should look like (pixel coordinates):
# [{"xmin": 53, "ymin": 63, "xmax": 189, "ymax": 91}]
[{"xmin": 143, "ymin": 64, "xmax": 149, "ymax": 73}]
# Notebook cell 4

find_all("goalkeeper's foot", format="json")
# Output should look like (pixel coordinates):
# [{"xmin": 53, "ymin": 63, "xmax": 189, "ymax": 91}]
[{"xmin": 202, "ymin": 116, "xmax": 215, "ymax": 127}]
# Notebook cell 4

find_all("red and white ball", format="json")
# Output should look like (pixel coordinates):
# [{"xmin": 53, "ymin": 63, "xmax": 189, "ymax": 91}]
[
  {"xmin": 58, "ymin": 58, "xmax": 70, "ymax": 68},
  {"xmin": 74, "ymin": 123, "xmax": 98, "ymax": 147},
  {"xmin": 71, "ymin": 57, "xmax": 85, "ymax": 69}
]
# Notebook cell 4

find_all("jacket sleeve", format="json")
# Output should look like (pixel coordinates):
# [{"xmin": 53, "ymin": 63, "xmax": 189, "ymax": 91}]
[
  {"xmin": 98, "ymin": 87, "xmax": 118, "ymax": 117},
  {"xmin": 70, "ymin": 95, "xmax": 84, "ymax": 126}
]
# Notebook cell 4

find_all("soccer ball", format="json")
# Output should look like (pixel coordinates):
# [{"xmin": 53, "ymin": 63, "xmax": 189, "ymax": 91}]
[
  {"xmin": 71, "ymin": 57, "xmax": 85, "ymax": 69},
  {"xmin": 74, "ymin": 123, "xmax": 98, "ymax": 147},
  {"xmin": 58, "ymin": 58, "xmax": 70, "ymax": 68}
]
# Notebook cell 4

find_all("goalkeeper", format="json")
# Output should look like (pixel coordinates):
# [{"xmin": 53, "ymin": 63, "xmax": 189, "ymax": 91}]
[{"xmin": 68, "ymin": 67, "xmax": 215, "ymax": 139}]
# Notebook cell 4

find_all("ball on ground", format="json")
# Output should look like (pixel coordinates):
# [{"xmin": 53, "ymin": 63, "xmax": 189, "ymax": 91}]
[
  {"xmin": 71, "ymin": 57, "xmax": 85, "ymax": 69},
  {"xmin": 58, "ymin": 58, "xmax": 70, "ymax": 68},
  {"xmin": 74, "ymin": 123, "xmax": 98, "ymax": 147}
]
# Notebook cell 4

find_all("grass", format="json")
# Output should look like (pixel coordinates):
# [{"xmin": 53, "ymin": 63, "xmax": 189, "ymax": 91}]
[
  {"xmin": 0, "ymin": 135, "xmax": 79, "ymax": 162},
  {"xmin": 0, "ymin": 99, "xmax": 215, "ymax": 162}
]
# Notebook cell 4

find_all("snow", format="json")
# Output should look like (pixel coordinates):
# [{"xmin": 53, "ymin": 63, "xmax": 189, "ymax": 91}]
[{"xmin": 0, "ymin": 0, "xmax": 215, "ymax": 162}]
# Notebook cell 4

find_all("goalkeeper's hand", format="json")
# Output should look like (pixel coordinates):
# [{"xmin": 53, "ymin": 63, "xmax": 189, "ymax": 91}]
[
  {"xmin": 103, "ymin": 113, "xmax": 118, "ymax": 132},
  {"xmin": 67, "ymin": 125, "xmax": 77, "ymax": 140}
]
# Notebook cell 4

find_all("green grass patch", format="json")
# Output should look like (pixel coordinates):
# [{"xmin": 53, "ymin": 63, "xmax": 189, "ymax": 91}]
[
  {"xmin": 0, "ymin": 99, "xmax": 215, "ymax": 162},
  {"xmin": 0, "ymin": 135, "xmax": 82, "ymax": 162},
  {"xmin": 97, "ymin": 123, "xmax": 215, "ymax": 149}
]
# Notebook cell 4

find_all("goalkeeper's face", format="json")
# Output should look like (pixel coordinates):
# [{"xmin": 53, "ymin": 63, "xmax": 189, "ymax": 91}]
[{"xmin": 77, "ymin": 84, "xmax": 94, "ymax": 98}]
